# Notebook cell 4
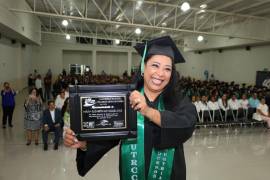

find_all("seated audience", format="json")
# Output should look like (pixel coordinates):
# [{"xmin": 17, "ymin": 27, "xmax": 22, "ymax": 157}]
[
  {"xmin": 208, "ymin": 96, "xmax": 221, "ymax": 121},
  {"xmin": 253, "ymin": 98, "xmax": 270, "ymax": 129},
  {"xmin": 248, "ymin": 93, "xmax": 260, "ymax": 111},
  {"xmin": 198, "ymin": 95, "xmax": 211, "ymax": 122},
  {"xmin": 55, "ymin": 89, "xmax": 66, "ymax": 110},
  {"xmin": 42, "ymin": 100, "xmax": 62, "ymax": 151},
  {"xmin": 239, "ymin": 94, "xmax": 249, "ymax": 119},
  {"xmin": 228, "ymin": 94, "xmax": 240, "ymax": 120}
]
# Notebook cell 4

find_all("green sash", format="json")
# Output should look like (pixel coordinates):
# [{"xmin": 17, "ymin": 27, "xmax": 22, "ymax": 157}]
[{"xmin": 121, "ymin": 89, "xmax": 175, "ymax": 180}]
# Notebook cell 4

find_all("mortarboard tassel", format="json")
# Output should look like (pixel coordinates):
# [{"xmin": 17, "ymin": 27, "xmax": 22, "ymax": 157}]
[{"xmin": 140, "ymin": 43, "xmax": 147, "ymax": 76}]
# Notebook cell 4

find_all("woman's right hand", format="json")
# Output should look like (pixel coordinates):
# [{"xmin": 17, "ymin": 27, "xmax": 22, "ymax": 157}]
[{"xmin": 64, "ymin": 128, "xmax": 87, "ymax": 150}]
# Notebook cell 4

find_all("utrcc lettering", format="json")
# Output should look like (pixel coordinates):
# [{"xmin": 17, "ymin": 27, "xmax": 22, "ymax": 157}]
[{"xmin": 130, "ymin": 144, "xmax": 138, "ymax": 180}]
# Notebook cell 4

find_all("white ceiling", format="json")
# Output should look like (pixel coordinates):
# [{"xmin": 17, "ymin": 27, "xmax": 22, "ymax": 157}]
[{"xmin": 22, "ymin": 0, "xmax": 270, "ymax": 44}]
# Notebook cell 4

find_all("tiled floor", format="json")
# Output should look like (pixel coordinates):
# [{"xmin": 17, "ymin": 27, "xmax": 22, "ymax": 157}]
[{"xmin": 1, "ymin": 90, "xmax": 270, "ymax": 180}]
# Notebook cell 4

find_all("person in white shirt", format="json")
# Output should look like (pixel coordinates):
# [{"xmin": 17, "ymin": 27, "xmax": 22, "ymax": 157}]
[
  {"xmin": 239, "ymin": 94, "xmax": 249, "ymax": 109},
  {"xmin": 198, "ymin": 95, "xmax": 211, "ymax": 122},
  {"xmin": 228, "ymin": 94, "xmax": 240, "ymax": 121},
  {"xmin": 35, "ymin": 74, "xmax": 44, "ymax": 101},
  {"xmin": 55, "ymin": 90, "xmax": 66, "ymax": 110},
  {"xmin": 64, "ymin": 86, "xmax": 69, "ymax": 99},
  {"xmin": 228, "ymin": 94, "xmax": 240, "ymax": 110},
  {"xmin": 253, "ymin": 98, "xmax": 270, "ymax": 129},
  {"xmin": 208, "ymin": 96, "xmax": 219, "ymax": 111},
  {"xmin": 218, "ymin": 94, "xmax": 229, "ymax": 112},
  {"xmin": 239, "ymin": 94, "xmax": 249, "ymax": 119},
  {"xmin": 218, "ymin": 94, "xmax": 231, "ymax": 121},
  {"xmin": 192, "ymin": 96, "xmax": 201, "ymax": 122},
  {"xmin": 208, "ymin": 96, "xmax": 221, "ymax": 121},
  {"xmin": 192, "ymin": 96, "xmax": 201, "ymax": 113}
]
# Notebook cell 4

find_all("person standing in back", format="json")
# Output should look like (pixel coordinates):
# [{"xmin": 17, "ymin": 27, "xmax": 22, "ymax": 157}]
[{"xmin": 1, "ymin": 82, "xmax": 16, "ymax": 128}]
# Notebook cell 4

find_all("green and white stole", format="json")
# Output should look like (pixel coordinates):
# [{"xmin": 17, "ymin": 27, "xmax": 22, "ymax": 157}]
[{"xmin": 121, "ymin": 88, "xmax": 175, "ymax": 180}]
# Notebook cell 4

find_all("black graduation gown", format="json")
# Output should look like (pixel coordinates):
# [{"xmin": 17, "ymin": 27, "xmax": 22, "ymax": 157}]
[{"xmin": 76, "ymin": 94, "xmax": 196, "ymax": 180}]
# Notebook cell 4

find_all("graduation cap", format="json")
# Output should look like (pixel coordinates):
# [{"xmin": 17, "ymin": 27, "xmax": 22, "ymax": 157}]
[{"xmin": 134, "ymin": 36, "xmax": 185, "ymax": 74}]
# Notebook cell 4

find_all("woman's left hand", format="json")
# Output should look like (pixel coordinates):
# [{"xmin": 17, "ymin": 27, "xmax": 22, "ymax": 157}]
[{"xmin": 129, "ymin": 90, "xmax": 150, "ymax": 116}]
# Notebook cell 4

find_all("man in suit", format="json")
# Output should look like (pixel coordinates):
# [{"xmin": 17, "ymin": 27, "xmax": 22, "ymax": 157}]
[{"xmin": 42, "ymin": 100, "xmax": 62, "ymax": 151}]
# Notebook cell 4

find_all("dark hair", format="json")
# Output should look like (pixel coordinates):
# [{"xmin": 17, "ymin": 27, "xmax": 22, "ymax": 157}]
[
  {"xmin": 61, "ymin": 97, "xmax": 69, "ymax": 117},
  {"xmin": 47, "ymin": 100, "xmax": 55, "ymax": 106},
  {"xmin": 29, "ymin": 87, "xmax": 39, "ymax": 96},
  {"xmin": 133, "ymin": 55, "xmax": 180, "ymax": 108}
]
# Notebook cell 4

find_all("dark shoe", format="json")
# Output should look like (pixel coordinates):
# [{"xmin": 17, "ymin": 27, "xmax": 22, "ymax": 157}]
[
  {"xmin": 2, "ymin": 125, "xmax": 6, "ymax": 129},
  {"xmin": 44, "ymin": 143, "xmax": 48, "ymax": 151},
  {"xmin": 53, "ymin": 144, "xmax": 58, "ymax": 150},
  {"xmin": 35, "ymin": 141, "xmax": 39, "ymax": 145},
  {"xmin": 9, "ymin": 124, "xmax": 13, "ymax": 128},
  {"xmin": 26, "ymin": 141, "xmax": 31, "ymax": 146}
]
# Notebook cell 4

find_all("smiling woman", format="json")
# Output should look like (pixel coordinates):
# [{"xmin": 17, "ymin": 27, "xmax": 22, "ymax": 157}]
[{"xmin": 64, "ymin": 36, "xmax": 197, "ymax": 180}]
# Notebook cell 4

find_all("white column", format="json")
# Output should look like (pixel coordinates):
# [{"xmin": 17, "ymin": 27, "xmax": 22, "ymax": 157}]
[
  {"xmin": 128, "ymin": 51, "xmax": 132, "ymax": 76},
  {"xmin": 92, "ymin": 50, "xmax": 96, "ymax": 75}
]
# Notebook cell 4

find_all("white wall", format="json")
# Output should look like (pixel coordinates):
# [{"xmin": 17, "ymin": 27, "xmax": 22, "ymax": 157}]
[
  {"xmin": 179, "ymin": 45, "xmax": 270, "ymax": 85},
  {"xmin": 63, "ymin": 51, "xmax": 93, "ymax": 71},
  {"xmin": 32, "ymin": 34, "xmax": 137, "ymax": 76},
  {"xmin": 0, "ymin": 36, "xmax": 32, "ymax": 90},
  {"xmin": 0, "ymin": 0, "xmax": 41, "ymax": 45},
  {"xmin": 96, "ymin": 51, "xmax": 127, "ymax": 75},
  {"xmin": 31, "ymin": 34, "xmax": 270, "ymax": 85},
  {"xmin": 132, "ymin": 53, "xmax": 141, "ymax": 68}
]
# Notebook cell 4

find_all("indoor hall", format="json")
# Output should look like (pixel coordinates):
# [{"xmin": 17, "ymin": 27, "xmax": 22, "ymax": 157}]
[{"xmin": 1, "ymin": 0, "xmax": 270, "ymax": 180}]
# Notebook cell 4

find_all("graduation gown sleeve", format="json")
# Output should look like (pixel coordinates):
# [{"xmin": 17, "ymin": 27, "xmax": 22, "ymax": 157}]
[
  {"xmin": 157, "ymin": 96, "xmax": 196, "ymax": 149},
  {"xmin": 76, "ymin": 140, "xmax": 119, "ymax": 176}
]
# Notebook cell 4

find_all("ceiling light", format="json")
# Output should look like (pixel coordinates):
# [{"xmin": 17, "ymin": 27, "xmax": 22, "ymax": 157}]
[
  {"xmin": 136, "ymin": 0, "xmax": 143, "ymax": 10},
  {"xmin": 197, "ymin": 9, "xmax": 206, "ymax": 14},
  {"xmin": 161, "ymin": 22, "xmax": 167, "ymax": 27},
  {"xmin": 161, "ymin": 30, "xmax": 166, "ymax": 34},
  {"xmin": 181, "ymin": 2, "xmax": 190, "ymax": 12},
  {"xmin": 200, "ymin": 4, "xmax": 207, "ymax": 9},
  {"xmin": 62, "ymin": 19, "xmax": 68, "ymax": 26},
  {"xmin": 115, "ymin": 39, "xmax": 120, "ymax": 45},
  {"xmin": 135, "ymin": 28, "xmax": 142, "ymax": 35},
  {"xmin": 66, "ymin": 34, "xmax": 71, "ymax": 40},
  {"xmin": 137, "ymin": 0, "xmax": 143, "ymax": 6},
  {"xmin": 197, "ymin": 35, "xmax": 204, "ymax": 42},
  {"xmin": 115, "ymin": 24, "xmax": 120, "ymax": 29}
]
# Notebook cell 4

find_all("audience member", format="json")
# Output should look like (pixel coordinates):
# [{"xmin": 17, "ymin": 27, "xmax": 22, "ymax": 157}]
[
  {"xmin": 44, "ymin": 75, "xmax": 52, "ymax": 101},
  {"xmin": 35, "ymin": 74, "xmax": 44, "ymax": 102},
  {"xmin": 1, "ymin": 82, "xmax": 16, "ymax": 128},
  {"xmin": 55, "ymin": 89, "xmax": 66, "ymax": 110},
  {"xmin": 24, "ymin": 88, "xmax": 43, "ymax": 145},
  {"xmin": 253, "ymin": 98, "xmax": 270, "ymax": 129},
  {"xmin": 42, "ymin": 100, "xmax": 62, "ymax": 151}
]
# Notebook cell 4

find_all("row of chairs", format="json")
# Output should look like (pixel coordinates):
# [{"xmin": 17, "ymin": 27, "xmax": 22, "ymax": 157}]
[{"xmin": 196, "ymin": 107, "xmax": 265, "ymax": 127}]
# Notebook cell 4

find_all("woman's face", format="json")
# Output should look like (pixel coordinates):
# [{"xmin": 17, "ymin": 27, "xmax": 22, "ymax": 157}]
[
  {"xmin": 31, "ymin": 89, "xmax": 37, "ymax": 96},
  {"xmin": 60, "ymin": 91, "xmax": 65, "ymax": 98},
  {"xmin": 143, "ymin": 55, "xmax": 172, "ymax": 94}
]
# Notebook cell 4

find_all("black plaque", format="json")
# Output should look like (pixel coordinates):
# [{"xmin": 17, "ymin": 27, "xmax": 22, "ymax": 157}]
[{"xmin": 69, "ymin": 84, "xmax": 137, "ymax": 141}]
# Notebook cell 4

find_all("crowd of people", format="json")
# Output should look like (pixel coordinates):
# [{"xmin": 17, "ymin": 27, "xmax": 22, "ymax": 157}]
[
  {"xmin": 2, "ymin": 69, "xmax": 270, "ymax": 151},
  {"xmin": 179, "ymin": 77, "xmax": 270, "ymax": 127},
  {"xmin": 23, "ymin": 69, "xmax": 134, "ymax": 150}
]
